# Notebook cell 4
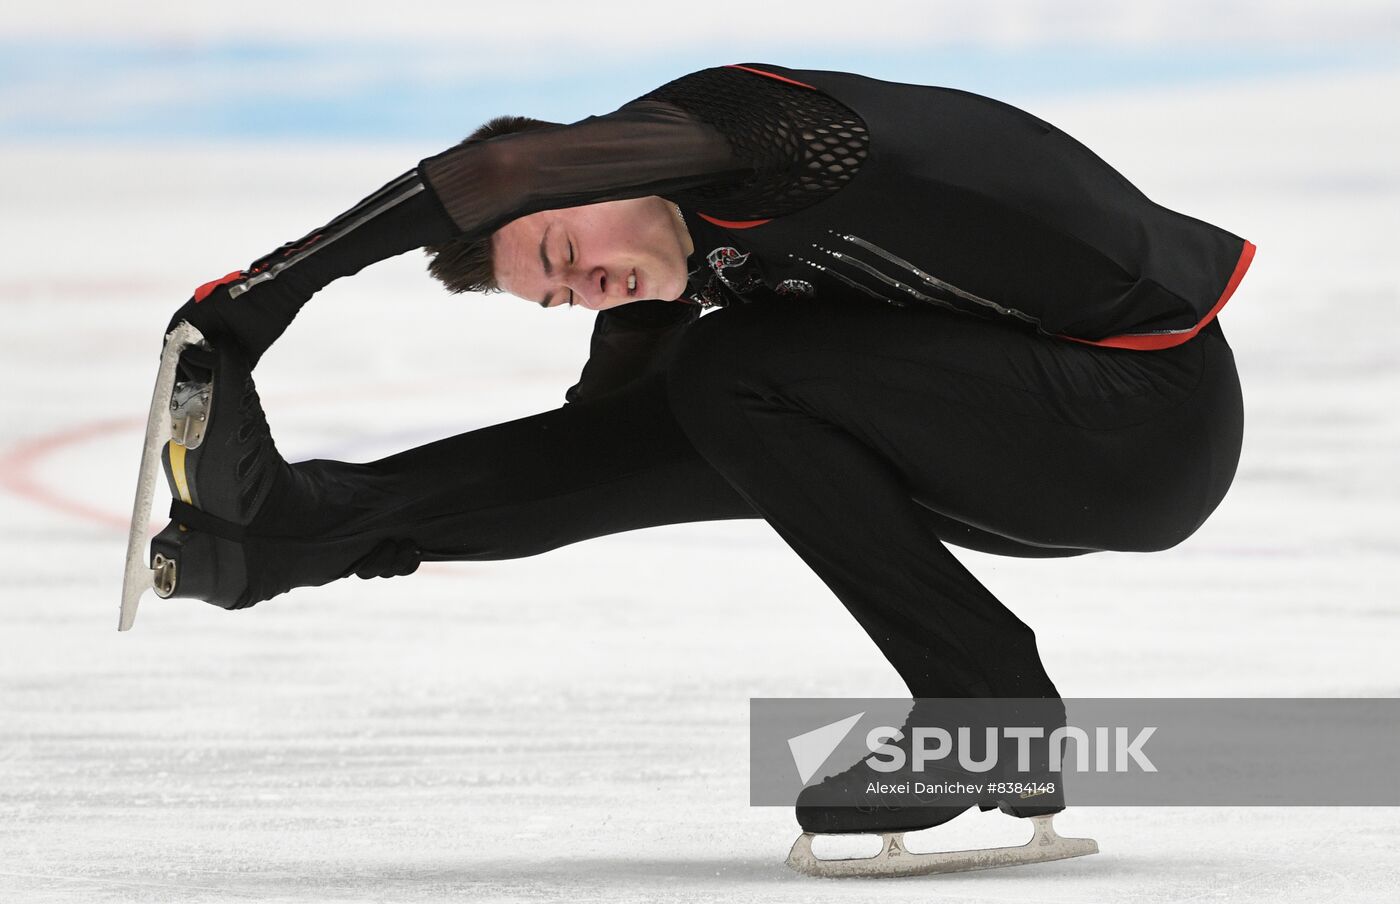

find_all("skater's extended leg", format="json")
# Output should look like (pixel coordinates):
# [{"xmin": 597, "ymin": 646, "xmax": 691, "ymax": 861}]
[
  {"xmin": 167, "ymin": 346, "xmax": 1093, "ymax": 607},
  {"xmin": 208, "ymin": 372, "xmax": 750, "ymax": 604}
]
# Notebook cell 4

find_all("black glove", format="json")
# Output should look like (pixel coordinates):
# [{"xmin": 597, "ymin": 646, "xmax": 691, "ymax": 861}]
[
  {"xmin": 352, "ymin": 538, "xmax": 423, "ymax": 580},
  {"xmin": 167, "ymin": 168, "xmax": 457, "ymax": 367}
]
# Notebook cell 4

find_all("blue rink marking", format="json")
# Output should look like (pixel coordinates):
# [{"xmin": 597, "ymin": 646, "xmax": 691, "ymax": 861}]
[{"xmin": 2, "ymin": 41, "xmax": 1391, "ymax": 143}]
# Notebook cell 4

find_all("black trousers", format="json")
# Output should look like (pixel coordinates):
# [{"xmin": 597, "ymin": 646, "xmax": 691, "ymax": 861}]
[{"xmin": 249, "ymin": 300, "xmax": 1244, "ymax": 699}]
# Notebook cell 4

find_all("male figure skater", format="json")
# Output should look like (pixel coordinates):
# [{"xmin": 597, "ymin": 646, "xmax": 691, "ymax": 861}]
[{"xmin": 139, "ymin": 64, "xmax": 1251, "ymax": 862}]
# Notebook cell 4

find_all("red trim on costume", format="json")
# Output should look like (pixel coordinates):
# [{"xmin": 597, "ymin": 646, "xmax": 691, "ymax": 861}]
[
  {"xmin": 725, "ymin": 64, "xmax": 816, "ymax": 90},
  {"xmin": 192, "ymin": 270, "xmax": 245, "ymax": 303},
  {"xmin": 697, "ymin": 213, "xmax": 773, "ymax": 230},
  {"xmin": 1058, "ymin": 240, "xmax": 1257, "ymax": 351}
]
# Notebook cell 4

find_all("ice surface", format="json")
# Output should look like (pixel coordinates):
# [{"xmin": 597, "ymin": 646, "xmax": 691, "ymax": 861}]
[{"xmin": 1, "ymin": 66, "xmax": 1398, "ymax": 903}]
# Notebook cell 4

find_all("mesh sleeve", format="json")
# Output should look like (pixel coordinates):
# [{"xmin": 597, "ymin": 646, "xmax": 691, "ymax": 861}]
[{"xmin": 640, "ymin": 66, "xmax": 869, "ymax": 221}]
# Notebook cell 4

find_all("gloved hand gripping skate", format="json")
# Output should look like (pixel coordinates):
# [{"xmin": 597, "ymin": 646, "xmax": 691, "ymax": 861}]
[
  {"xmin": 150, "ymin": 340, "xmax": 288, "ymax": 609},
  {"xmin": 139, "ymin": 169, "xmax": 457, "ymax": 614}
]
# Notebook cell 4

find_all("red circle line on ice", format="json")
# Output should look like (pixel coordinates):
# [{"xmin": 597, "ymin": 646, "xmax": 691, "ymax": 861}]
[
  {"xmin": 0, "ymin": 380, "xmax": 516, "ymax": 533},
  {"xmin": 0, "ymin": 417, "xmax": 139, "ymax": 531},
  {"xmin": 0, "ymin": 415, "xmax": 453, "ymax": 533}
]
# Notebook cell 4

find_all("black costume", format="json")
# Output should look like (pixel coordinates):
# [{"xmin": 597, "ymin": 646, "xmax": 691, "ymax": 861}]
[{"xmin": 166, "ymin": 64, "xmax": 1251, "ymax": 700}]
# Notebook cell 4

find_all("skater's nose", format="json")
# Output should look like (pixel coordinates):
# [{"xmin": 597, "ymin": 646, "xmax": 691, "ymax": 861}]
[{"xmin": 568, "ymin": 266, "xmax": 612, "ymax": 310}]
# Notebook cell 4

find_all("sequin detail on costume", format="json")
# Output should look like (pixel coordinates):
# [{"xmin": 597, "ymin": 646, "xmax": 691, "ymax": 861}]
[
  {"xmin": 707, "ymin": 246, "xmax": 750, "ymax": 271},
  {"xmin": 775, "ymin": 278, "xmax": 815, "ymax": 298},
  {"xmin": 706, "ymin": 245, "xmax": 764, "ymax": 297}
]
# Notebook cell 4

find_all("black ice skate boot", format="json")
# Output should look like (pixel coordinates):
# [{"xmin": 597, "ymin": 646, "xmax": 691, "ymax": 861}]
[
  {"xmin": 149, "ymin": 340, "xmax": 289, "ymax": 610},
  {"xmin": 795, "ymin": 759, "xmax": 981, "ymax": 836},
  {"xmin": 795, "ymin": 703, "xmax": 987, "ymax": 836},
  {"xmin": 795, "ymin": 698, "xmax": 1069, "ymax": 835},
  {"xmin": 787, "ymin": 700, "xmax": 1096, "ymax": 878}
]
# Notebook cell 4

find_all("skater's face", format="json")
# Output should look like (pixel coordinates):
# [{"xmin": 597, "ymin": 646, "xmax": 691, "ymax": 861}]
[{"xmin": 492, "ymin": 197, "xmax": 694, "ymax": 310}]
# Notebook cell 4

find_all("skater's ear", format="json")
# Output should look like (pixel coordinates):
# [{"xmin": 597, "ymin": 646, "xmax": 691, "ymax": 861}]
[{"xmin": 424, "ymin": 115, "xmax": 559, "ymax": 295}]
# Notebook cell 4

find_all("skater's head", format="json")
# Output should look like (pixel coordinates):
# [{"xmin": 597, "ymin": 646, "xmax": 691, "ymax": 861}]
[
  {"xmin": 424, "ymin": 117, "xmax": 695, "ymax": 311},
  {"xmin": 492, "ymin": 197, "xmax": 694, "ymax": 311},
  {"xmin": 424, "ymin": 115, "xmax": 557, "ymax": 297}
]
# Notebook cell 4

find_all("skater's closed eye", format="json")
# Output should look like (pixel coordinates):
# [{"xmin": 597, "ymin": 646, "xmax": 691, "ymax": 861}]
[
  {"xmin": 537, "ymin": 225, "xmax": 556, "ymax": 308},
  {"xmin": 535, "ymin": 225, "xmax": 575, "ymax": 309},
  {"xmin": 536, "ymin": 290, "xmax": 575, "ymax": 309}
]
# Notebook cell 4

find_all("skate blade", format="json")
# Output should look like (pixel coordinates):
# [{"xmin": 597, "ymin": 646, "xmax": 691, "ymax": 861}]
[
  {"xmin": 786, "ymin": 813, "xmax": 1098, "ymax": 879},
  {"xmin": 118, "ymin": 321, "xmax": 206, "ymax": 631}
]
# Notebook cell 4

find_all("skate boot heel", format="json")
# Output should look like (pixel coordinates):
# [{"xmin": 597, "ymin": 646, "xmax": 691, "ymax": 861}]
[
  {"xmin": 994, "ymin": 777, "xmax": 1065, "ymax": 819},
  {"xmin": 152, "ymin": 550, "xmax": 177, "ymax": 598},
  {"xmin": 168, "ymin": 346, "xmax": 215, "ymax": 450},
  {"xmin": 161, "ymin": 344, "xmax": 217, "ymax": 503},
  {"xmin": 149, "ymin": 521, "xmax": 250, "ymax": 610},
  {"xmin": 997, "ymin": 799, "xmax": 1064, "ymax": 819}
]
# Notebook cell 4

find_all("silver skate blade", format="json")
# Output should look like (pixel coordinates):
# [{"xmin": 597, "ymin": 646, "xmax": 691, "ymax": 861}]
[
  {"xmin": 119, "ymin": 321, "xmax": 206, "ymax": 632},
  {"xmin": 786, "ymin": 813, "xmax": 1098, "ymax": 879}
]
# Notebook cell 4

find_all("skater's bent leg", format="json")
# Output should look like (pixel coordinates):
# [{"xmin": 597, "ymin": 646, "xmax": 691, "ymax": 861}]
[
  {"xmin": 665, "ymin": 300, "xmax": 1242, "ymax": 699},
  {"xmin": 912, "ymin": 503, "xmax": 1092, "ymax": 559},
  {"xmin": 666, "ymin": 311, "xmax": 1061, "ymax": 700}
]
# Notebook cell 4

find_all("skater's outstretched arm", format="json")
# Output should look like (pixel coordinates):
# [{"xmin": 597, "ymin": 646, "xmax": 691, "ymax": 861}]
[{"xmin": 167, "ymin": 95, "xmax": 748, "ymax": 367}]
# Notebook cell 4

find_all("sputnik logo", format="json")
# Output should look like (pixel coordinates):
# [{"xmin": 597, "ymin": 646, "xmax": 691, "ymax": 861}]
[{"xmin": 787, "ymin": 712, "xmax": 864, "ymax": 785}]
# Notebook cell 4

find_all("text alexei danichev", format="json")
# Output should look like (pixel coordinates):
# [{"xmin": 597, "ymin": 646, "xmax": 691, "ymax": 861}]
[
  {"xmin": 866, "ymin": 781, "xmax": 985, "ymax": 795},
  {"xmin": 865, "ymin": 780, "xmax": 1059, "ymax": 796}
]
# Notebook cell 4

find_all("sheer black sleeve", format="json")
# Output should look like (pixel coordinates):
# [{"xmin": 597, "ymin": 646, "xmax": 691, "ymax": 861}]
[
  {"xmin": 168, "ymin": 94, "xmax": 749, "ymax": 366},
  {"xmin": 420, "ymin": 99, "xmax": 751, "ymax": 237},
  {"xmin": 167, "ymin": 67, "xmax": 844, "ymax": 372}
]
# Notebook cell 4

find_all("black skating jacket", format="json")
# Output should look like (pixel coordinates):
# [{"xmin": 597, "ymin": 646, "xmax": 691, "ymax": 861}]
[
  {"xmin": 671, "ymin": 65, "xmax": 1254, "ymax": 344},
  {"xmin": 173, "ymin": 64, "xmax": 1254, "ymax": 404}
]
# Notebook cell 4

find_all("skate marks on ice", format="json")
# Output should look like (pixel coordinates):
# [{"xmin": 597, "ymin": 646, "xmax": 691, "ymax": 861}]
[{"xmin": 787, "ymin": 813, "xmax": 1097, "ymax": 879}]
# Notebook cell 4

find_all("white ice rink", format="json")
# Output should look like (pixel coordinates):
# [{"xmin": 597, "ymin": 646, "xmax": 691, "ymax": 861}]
[{"xmin": 2, "ymin": 22, "xmax": 1398, "ymax": 904}]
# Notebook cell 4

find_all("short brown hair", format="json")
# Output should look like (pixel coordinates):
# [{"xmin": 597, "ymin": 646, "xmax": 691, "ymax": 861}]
[{"xmin": 424, "ymin": 115, "xmax": 560, "ymax": 294}]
